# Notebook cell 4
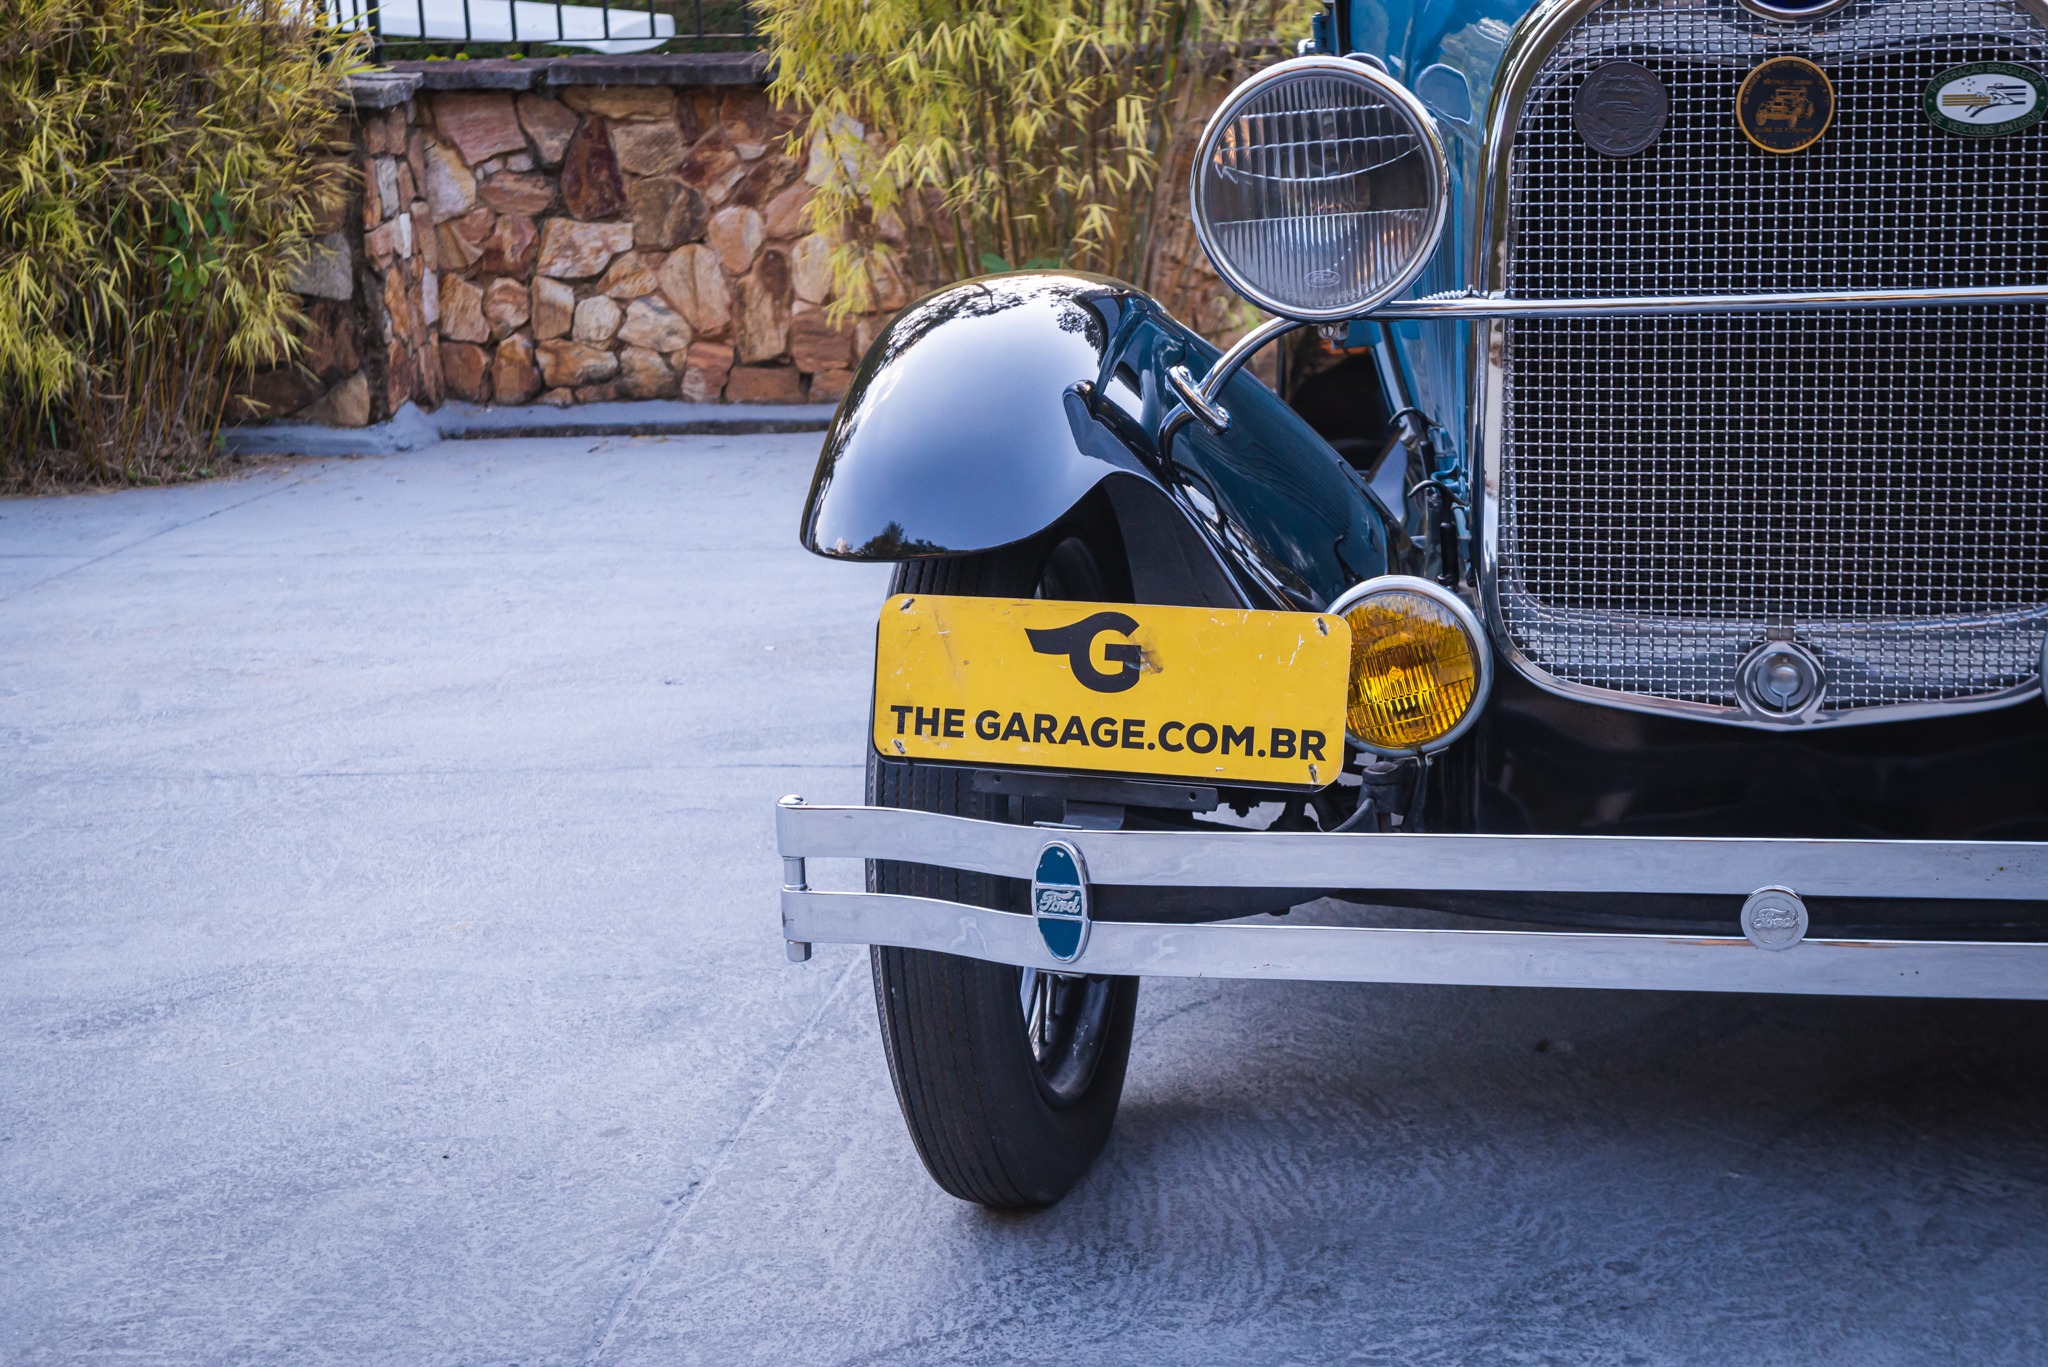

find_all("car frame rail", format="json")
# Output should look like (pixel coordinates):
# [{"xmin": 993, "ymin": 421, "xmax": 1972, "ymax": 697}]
[{"xmin": 774, "ymin": 797, "xmax": 2048, "ymax": 1000}]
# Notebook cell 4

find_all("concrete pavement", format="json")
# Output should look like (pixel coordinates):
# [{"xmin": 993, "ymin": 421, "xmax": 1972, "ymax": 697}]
[{"xmin": 4, "ymin": 435, "xmax": 2046, "ymax": 1365}]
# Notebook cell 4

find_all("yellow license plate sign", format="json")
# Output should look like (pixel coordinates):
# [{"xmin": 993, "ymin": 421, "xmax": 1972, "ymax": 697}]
[{"xmin": 873, "ymin": 595, "xmax": 1351, "ymax": 788}]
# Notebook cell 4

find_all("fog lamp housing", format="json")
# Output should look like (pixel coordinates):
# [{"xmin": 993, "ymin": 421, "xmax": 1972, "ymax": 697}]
[
  {"xmin": 1328, "ymin": 576, "xmax": 1491, "ymax": 755},
  {"xmin": 1191, "ymin": 56, "xmax": 1450, "ymax": 321}
]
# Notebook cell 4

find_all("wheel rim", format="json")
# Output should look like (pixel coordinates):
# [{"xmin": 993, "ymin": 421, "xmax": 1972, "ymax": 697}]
[{"xmin": 1018, "ymin": 968, "xmax": 1117, "ymax": 1105}]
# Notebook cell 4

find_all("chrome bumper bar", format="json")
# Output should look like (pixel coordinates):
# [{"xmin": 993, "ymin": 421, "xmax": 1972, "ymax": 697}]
[
  {"xmin": 774, "ymin": 798, "xmax": 2048, "ymax": 1000},
  {"xmin": 1371, "ymin": 283, "xmax": 2048, "ymax": 319}
]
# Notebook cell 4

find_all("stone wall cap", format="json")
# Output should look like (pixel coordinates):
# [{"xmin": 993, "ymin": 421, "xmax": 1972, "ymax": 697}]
[
  {"xmin": 348, "ymin": 70, "xmax": 425, "ymax": 108},
  {"xmin": 379, "ymin": 52, "xmax": 769, "ymax": 94},
  {"xmin": 544, "ymin": 52, "xmax": 770, "ymax": 86},
  {"xmin": 387, "ymin": 57, "xmax": 545, "ymax": 90}
]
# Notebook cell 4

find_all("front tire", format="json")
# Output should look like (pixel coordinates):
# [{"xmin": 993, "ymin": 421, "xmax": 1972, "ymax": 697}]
[{"xmin": 868, "ymin": 536, "xmax": 1140, "ymax": 1208}]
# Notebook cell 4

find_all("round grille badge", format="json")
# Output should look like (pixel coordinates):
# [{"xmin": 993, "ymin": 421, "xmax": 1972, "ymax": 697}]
[
  {"xmin": 1575, "ymin": 61, "xmax": 1669, "ymax": 158},
  {"xmin": 1736, "ymin": 56, "xmax": 1835, "ymax": 154},
  {"xmin": 1741, "ymin": 887, "xmax": 1810, "ymax": 952},
  {"xmin": 1925, "ymin": 62, "xmax": 2047, "ymax": 138}
]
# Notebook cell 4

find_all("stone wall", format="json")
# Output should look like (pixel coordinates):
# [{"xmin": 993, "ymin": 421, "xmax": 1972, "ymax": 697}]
[{"xmin": 243, "ymin": 56, "xmax": 1260, "ymax": 428}]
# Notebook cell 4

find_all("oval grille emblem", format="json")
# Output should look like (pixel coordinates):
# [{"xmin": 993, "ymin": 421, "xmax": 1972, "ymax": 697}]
[
  {"xmin": 1736, "ymin": 56, "xmax": 1834, "ymax": 154},
  {"xmin": 1925, "ymin": 62, "xmax": 2046, "ymax": 138}
]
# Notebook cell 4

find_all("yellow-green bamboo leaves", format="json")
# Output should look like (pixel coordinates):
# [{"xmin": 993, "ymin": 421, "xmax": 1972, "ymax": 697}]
[
  {"xmin": 0, "ymin": 0, "xmax": 367, "ymax": 488},
  {"xmin": 761, "ymin": 0, "xmax": 1310, "ymax": 324}
]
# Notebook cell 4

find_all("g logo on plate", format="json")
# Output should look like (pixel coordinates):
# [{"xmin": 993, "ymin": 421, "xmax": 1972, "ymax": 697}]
[{"xmin": 1026, "ymin": 612, "xmax": 1144, "ymax": 694}]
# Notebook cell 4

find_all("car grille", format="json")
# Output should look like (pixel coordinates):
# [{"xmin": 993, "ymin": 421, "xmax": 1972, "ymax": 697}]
[{"xmin": 1496, "ymin": 0, "xmax": 2048, "ymax": 721}]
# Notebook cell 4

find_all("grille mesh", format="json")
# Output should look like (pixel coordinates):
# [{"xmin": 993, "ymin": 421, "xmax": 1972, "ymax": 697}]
[{"xmin": 1497, "ymin": 0, "xmax": 2048, "ymax": 716}]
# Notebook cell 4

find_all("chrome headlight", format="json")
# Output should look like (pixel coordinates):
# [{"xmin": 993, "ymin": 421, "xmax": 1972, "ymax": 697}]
[{"xmin": 1191, "ymin": 56, "xmax": 1450, "ymax": 321}]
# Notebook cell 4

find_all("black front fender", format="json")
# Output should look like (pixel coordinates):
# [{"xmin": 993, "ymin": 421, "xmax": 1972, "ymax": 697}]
[{"xmin": 800, "ymin": 272, "xmax": 1392, "ymax": 609}]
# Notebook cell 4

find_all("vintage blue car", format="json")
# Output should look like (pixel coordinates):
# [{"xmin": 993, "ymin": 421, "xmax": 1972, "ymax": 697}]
[{"xmin": 775, "ymin": 0, "xmax": 2048, "ymax": 1207}]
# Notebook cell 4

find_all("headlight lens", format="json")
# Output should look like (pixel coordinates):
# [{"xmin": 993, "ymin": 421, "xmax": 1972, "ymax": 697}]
[
  {"xmin": 1191, "ymin": 56, "xmax": 1449, "ymax": 321},
  {"xmin": 1329, "ymin": 577, "xmax": 1491, "ymax": 754}
]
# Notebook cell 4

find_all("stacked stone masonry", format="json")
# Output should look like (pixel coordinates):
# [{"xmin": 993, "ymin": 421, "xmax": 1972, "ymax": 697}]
[{"xmin": 251, "ymin": 59, "xmax": 1258, "ymax": 427}]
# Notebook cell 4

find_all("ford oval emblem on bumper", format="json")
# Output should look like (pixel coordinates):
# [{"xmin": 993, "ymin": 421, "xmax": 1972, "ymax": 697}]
[{"xmin": 1033, "ymin": 841, "xmax": 1091, "ymax": 964}]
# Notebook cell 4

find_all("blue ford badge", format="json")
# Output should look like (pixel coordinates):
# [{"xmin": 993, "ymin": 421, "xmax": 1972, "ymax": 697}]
[{"xmin": 1032, "ymin": 841, "xmax": 1091, "ymax": 963}]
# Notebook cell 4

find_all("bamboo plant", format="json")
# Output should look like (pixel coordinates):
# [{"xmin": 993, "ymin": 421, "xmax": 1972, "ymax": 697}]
[
  {"xmin": 0, "ymin": 0, "xmax": 365, "ymax": 490},
  {"xmin": 760, "ymin": 0, "xmax": 1309, "ymax": 325}
]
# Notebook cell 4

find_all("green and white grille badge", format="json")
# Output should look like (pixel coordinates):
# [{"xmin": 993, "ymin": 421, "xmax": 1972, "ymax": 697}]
[
  {"xmin": 1032, "ymin": 841, "xmax": 1091, "ymax": 964},
  {"xmin": 1925, "ymin": 62, "xmax": 2046, "ymax": 137}
]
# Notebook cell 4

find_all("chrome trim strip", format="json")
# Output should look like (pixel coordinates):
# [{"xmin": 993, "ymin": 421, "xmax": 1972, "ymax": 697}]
[
  {"xmin": 776, "ymin": 799, "xmax": 2048, "ymax": 901},
  {"xmin": 1477, "ymin": 315, "xmax": 1509, "ymax": 686},
  {"xmin": 1376, "ymin": 283, "xmax": 2048, "ymax": 318},
  {"xmin": 1739, "ymin": 0, "xmax": 1854, "ymax": 19},
  {"xmin": 1478, "ymin": 639, "xmax": 2042, "ymax": 732},
  {"xmin": 1504, "ymin": 665, "xmax": 2039, "ymax": 732},
  {"xmin": 781, "ymin": 888, "xmax": 2048, "ymax": 999},
  {"xmin": 1477, "ymin": 0, "xmax": 1607, "ymax": 293},
  {"xmin": 1471, "ymin": 0, "xmax": 1614, "ymax": 731}
]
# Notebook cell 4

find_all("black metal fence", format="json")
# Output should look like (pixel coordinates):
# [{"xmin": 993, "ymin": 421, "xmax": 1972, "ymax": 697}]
[{"xmin": 326, "ymin": 0, "xmax": 758, "ymax": 57}]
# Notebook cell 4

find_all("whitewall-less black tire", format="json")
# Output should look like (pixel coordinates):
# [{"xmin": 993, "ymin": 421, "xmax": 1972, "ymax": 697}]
[{"xmin": 866, "ymin": 536, "xmax": 1141, "ymax": 1208}]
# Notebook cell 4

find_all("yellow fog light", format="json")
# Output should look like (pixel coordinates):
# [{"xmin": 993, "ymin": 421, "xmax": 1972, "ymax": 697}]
[{"xmin": 1328, "ymin": 576, "xmax": 1492, "ymax": 755}]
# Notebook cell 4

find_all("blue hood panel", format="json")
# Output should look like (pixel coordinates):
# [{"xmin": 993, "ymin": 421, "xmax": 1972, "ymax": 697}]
[{"xmin": 1343, "ymin": 0, "xmax": 1545, "ymax": 468}]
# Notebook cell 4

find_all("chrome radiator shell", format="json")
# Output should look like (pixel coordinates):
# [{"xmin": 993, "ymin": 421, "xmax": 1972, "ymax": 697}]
[{"xmin": 1476, "ymin": 0, "xmax": 2048, "ymax": 727}]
